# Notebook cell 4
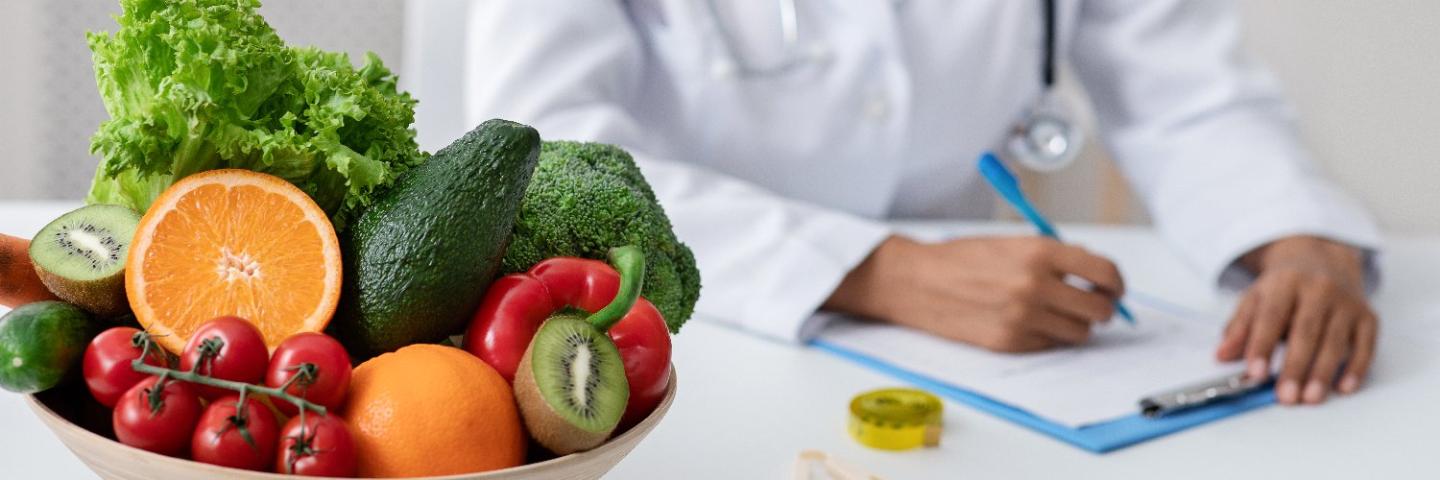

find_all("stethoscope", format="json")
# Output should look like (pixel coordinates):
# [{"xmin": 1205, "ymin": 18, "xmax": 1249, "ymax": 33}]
[
  {"xmin": 1007, "ymin": 0, "xmax": 1084, "ymax": 172},
  {"xmin": 704, "ymin": 0, "xmax": 1084, "ymax": 172}
]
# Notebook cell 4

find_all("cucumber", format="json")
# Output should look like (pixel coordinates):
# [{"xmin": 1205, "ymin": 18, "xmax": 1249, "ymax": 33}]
[
  {"xmin": 0, "ymin": 301, "xmax": 94, "ymax": 394},
  {"xmin": 331, "ymin": 119, "xmax": 542, "ymax": 358}
]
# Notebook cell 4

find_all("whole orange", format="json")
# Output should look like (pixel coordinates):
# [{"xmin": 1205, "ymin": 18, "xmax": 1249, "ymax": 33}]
[{"xmin": 343, "ymin": 344, "xmax": 525, "ymax": 477}]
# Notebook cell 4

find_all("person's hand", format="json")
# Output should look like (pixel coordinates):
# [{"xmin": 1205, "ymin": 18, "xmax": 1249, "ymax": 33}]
[
  {"xmin": 823, "ymin": 235, "xmax": 1124, "ymax": 352},
  {"xmin": 1214, "ymin": 236, "xmax": 1376, "ymax": 405}
]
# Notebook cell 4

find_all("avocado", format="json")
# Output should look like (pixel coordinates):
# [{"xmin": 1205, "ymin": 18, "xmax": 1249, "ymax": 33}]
[{"xmin": 331, "ymin": 119, "xmax": 542, "ymax": 358}]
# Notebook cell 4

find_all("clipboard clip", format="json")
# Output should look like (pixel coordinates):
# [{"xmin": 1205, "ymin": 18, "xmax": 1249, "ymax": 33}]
[{"xmin": 1138, "ymin": 372, "xmax": 1273, "ymax": 418}]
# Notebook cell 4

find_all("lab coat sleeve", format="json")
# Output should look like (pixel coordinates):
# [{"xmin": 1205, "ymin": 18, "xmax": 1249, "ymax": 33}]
[
  {"xmin": 1071, "ymin": 0, "xmax": 1382, "ymax": 290},
  {"xmin": 460, "ymin": 0, "xmax": 893, "ymax": 342}
]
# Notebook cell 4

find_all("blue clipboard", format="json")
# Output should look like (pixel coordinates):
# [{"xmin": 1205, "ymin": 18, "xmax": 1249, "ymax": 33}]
[{"xmin": 810, "ymin": 294, "xmax": 1276, "ymax": 453}]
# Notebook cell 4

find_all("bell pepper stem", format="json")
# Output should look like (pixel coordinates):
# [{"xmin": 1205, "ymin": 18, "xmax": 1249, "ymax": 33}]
[{"xmin": 588, "ymin": 246, "xmax": 646, "ymax": 332}]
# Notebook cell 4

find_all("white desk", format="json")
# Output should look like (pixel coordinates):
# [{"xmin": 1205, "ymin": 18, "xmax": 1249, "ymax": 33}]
[{"xmin": 2, "ymin": 202, "xmax": 1438, "ymax": 479}]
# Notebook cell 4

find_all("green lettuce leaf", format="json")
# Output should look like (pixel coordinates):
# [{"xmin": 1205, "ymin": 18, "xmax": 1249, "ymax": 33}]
[{"xmin": 85, "ymin": 0, "xmax": 426, "ymax": 229}]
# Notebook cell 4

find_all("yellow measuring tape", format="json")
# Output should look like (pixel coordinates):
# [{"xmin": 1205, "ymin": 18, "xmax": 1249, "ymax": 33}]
[{"xmin": 848, "ymin": 388, "xmax": 943, "ymax": 451}]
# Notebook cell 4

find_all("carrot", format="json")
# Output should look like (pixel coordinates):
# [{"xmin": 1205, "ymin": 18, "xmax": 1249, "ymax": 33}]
[{"xmin": 0, "ymin": 233, "xmax": 59, "ymax": 309}]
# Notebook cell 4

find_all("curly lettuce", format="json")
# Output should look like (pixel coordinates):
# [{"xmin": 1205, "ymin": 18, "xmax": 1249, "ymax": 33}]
[{"xmin": 85, "ymin": 0, "xmax": 426, "ymax": 229}]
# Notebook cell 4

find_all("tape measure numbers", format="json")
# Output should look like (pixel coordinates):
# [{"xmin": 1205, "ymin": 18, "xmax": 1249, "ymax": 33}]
[{"xmin": 848, "ymin": 388, "xmax": 943, "ymax": 451}]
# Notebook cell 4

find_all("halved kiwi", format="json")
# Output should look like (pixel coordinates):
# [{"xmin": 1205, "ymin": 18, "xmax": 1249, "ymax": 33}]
[
  {"xmin": 514, "ymin": 314, "xmax": 630, "ymax": 455},
  {"xmin": 28, "ymin": 205, "xmax": 141, "ymax": 318}
]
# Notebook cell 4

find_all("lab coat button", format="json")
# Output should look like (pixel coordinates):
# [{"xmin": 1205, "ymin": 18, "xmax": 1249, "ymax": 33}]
[
  {"xmin": 807, "ymin": 43, "xmax": 834, "ymax": 65},
  {"xmin": 865, "ymin": 97, "xmax": 890, "ymax": 121},
  {"xmin": 710, "ymin": 59, "xmax": 737, "ymax": 79}
]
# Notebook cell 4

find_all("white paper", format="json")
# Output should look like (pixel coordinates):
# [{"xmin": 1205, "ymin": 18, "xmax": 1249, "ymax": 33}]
[{"xmin": 815, "ymin": 300, "xmax": 1248, "ymax": 428}]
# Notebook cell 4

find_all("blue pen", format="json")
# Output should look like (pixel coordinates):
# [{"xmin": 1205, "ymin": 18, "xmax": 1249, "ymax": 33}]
[{"xmin": 977, "ymin": 151, "xmax": 1136, "ymax": 325}]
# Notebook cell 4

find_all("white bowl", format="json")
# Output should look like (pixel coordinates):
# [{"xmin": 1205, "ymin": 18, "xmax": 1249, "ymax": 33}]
[{"xmin": 28, "ymin": 369, "xmax": 676, "ymax": 480}]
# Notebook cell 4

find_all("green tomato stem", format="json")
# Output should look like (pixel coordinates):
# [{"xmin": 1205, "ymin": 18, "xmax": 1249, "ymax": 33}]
[
  {"xmin": 130, "ymin": 360, "xmax": 328, "ymax": 415},
  {"xmin": 587, "ymin": 245, "xmax": 646, "ymax": 332},
  {"xmin": 129, "ymin": 333, "xmax": 328, "ymax": 416}
]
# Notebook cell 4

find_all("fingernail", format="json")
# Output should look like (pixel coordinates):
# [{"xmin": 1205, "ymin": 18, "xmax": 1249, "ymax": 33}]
[
  {"xmin": 1302, "ymin": 380, "xmax": 1326, "ymax": 404},
  {"xmin": 1339, "ymin": 375, "xmax": 1361, "ymax": 394},
  {"xmin": 1276, "ymin": 380, "xmax": 1300, "ymax": 404},
  {"xmin": 1247, "ymin": 359, "xmax": 1268, "ymax": 379}
]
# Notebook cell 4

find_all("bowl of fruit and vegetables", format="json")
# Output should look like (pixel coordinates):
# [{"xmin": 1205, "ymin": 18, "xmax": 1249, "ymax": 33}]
[
  {"xmin": 0, "ymin": 1, "xmax": 701, "ymax": 478},
  {"xmin": 22, "ymin": 315, "xmax": 678, "ymax": 480}
]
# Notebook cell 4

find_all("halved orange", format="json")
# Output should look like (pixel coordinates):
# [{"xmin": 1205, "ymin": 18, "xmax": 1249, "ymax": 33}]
[{"xmin": 126, "ymin": 169, "xmax": 343, "ymax": 354}]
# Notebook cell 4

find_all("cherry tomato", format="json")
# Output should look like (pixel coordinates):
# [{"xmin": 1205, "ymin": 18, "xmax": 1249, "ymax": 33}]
[
  {"xmin": 276, "ymin": 413, "xmax": 357, "ymax": 477},
  {"xmin": 84, "ymin": 327, "xmax": 170, "ymax": 408},
  {"xmin": 192, "ymin": 394, "xmax": 280, "ymax": 471},
  {"xmin": 180, "ymin": 316, "xmax": 269, "ymax": 398},
  {"xmin": 113, "ymin": 376, "xmax": 203, "ymax": 457},
  {"xmin": 265, "ymin": 333, "xmax": 352, "ymax": 417}
]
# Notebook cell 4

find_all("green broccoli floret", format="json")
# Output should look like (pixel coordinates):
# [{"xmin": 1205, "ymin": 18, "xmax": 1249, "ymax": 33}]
[{"xmin": 503, "ymin": 141, "xmax": 701, "ymax": 333}]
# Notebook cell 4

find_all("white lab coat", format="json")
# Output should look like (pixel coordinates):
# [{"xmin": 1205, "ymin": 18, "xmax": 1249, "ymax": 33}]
[{"xmin": 411, "ymin": 0, "xmax": 1380, "ymax": 343}]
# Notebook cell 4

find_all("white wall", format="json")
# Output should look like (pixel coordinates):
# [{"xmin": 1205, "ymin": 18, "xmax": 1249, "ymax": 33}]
[
  {"xmin": 1038, "ymin": 1, "xmax": 1440, "ymax": 233},
  {"xmin": 1240, "ymin": 0, "xmax": 1440, "ymax": 233},
  {"xmin": 0, "ymin": 1, "xmax": 46, "ymax": 199}
]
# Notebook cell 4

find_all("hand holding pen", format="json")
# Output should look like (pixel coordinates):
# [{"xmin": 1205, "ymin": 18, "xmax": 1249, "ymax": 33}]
[
  {"xmin": 978, "ymin": 152, "xmax": 1136, "ymax": 325},
  {"xmin": 816, "ymin": 152, "xmax": 1131, "ymax": 352},
  {"xmin": 822, "ymin": 237, "xmax": 1127, "ymax": 352}
]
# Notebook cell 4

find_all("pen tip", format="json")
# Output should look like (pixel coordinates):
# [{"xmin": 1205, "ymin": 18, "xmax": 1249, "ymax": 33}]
[{"xmin": 1116, "ymin": 303, "xmax": 1136, "ymax": 325}]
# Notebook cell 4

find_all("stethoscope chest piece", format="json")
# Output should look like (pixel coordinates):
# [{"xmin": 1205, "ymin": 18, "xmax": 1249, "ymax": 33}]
[{"xmin": 1007, "ymin": 92, "xmax": 1084, "ymax": 172}]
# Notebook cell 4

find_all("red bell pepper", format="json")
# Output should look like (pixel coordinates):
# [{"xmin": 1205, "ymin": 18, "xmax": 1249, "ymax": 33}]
[{"xmin": 464, "ymin": 246, "xmax": 672, "ymax": 427}]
